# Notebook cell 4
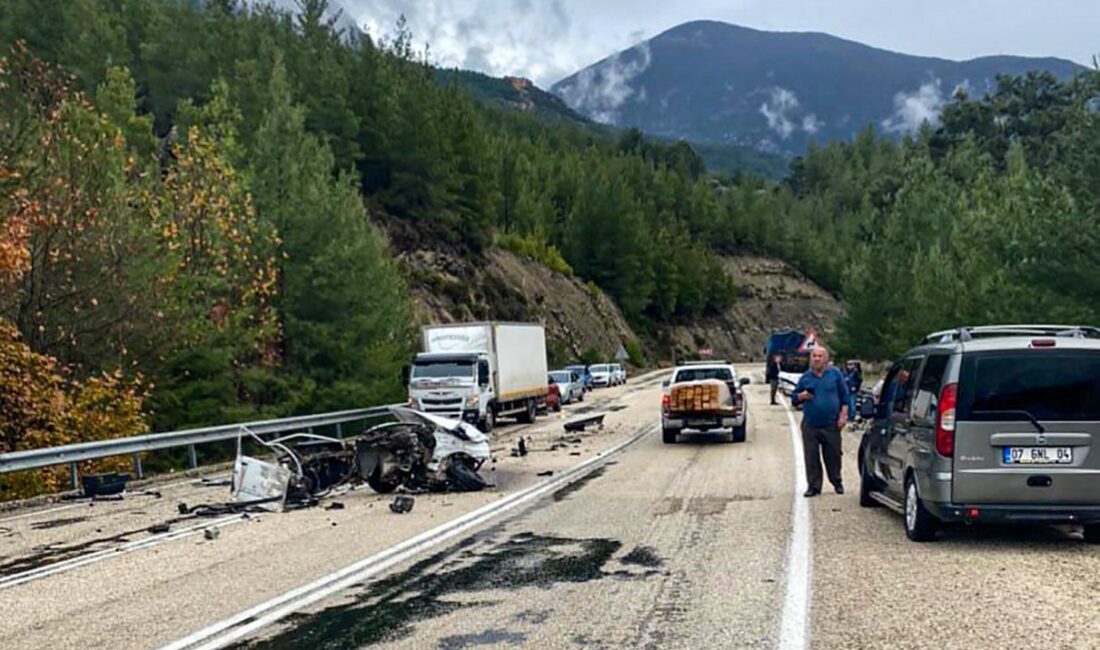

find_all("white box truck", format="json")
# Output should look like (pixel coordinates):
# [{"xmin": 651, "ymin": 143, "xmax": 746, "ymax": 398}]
[{"xmin": 405, "ymin": 322, "xmax": 548, "ymax": 432}]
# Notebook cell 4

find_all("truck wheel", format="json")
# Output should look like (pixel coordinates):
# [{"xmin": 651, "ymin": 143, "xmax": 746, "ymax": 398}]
[
  {"xmin": 730, "ymin": 425, "xmax": 747, "ymax": 443},
  {"xmin": 1084, "ymin": 525, "xmax": 1100, "ymax": 544},
  {"xmin": 479, "ymin": 409, "xmax": 495, "ymax": 433},
  {"xmin": 662, "ymin": 428, "xmax": 678, "ymax": 444},
  {"xmin": 904, "ymin": 476, "xmax": 939, "ymax": 542},
  {"xmin": 518, "ymin": 400, "xmax": 536, "ymax": 424}
]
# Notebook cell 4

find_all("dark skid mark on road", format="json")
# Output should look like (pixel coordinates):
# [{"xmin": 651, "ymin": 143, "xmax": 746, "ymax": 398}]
[
  {"xmin": 551, "ymin": 466, "xmax": 606, "ymax": 502},
  {"xmin": 29, "ymin": 517, "xmax": 88, "ymax": 530},
  {"xmin": 621, "ymin": 546, "xmax": 663, "ymax": 568},
  {"xmin": 437, "ymin": 628, "xmax": 526, "ymax": 649},
  {"xmin": 234, "ymin": 532, "xmax": 630, "ymax": 650}
]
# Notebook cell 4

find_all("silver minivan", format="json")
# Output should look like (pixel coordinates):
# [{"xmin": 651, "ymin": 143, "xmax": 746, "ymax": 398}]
[{"xmin": 858, "ymin": 325, "xmax": 1100, "ymax": 542}]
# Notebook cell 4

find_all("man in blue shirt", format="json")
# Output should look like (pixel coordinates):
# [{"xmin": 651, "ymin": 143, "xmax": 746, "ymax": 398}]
[{"xmin": 792, "ymin": 346, "xmax": 849, "ymax": 497}]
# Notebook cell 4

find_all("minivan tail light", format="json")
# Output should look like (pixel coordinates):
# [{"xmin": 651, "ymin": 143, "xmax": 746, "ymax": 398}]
[
  {"xmin": 1030, "ymin": 338, "xmax": 1056, "ymax": 348},
  {"xmin": 936, "ymin": 383, "xmax": 958, "ymax": 457}
]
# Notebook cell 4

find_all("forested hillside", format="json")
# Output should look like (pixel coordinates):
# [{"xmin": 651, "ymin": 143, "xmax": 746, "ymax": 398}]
[
  {"xmin": 0, "ymin": 0, "xmax": 740, "ymax": 477},
  {"xmin": 724, "ymin": 72, "xmax": 1100, "ymax": 359}
]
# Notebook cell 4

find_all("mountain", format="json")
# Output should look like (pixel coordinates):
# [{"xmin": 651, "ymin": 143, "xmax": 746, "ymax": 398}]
[
  {"xmin": 551, "ymin": 21, "xmax": 1088, "ymax": 155},
  {"xmin": 441, "ymin": 68, "xmax": 790, "ymax": 177}
]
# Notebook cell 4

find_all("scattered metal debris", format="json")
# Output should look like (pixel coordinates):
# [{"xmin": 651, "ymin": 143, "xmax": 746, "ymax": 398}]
[
  {"xmin": 563, "ymin": 414, "xmax": 606, "ymax": 433},
  {"xmin": 203, "ymin": 527, "xmax": 220, "ymax": 541},
  {"xmin": 82, "ymin": 472, "xmax": 129, "ymax": 498},
  {"xmin": 148, "ymin": 523, "xmax": 170, "ymax": 534},
  {"xmin": 511, "ymin": 437, "xmax": 528, "ymax": 457},
  {"xmin": 537, "ymin": 470, "xmax": 554, "ymax": 477},
  {"xmin": 389, "ymin": 496, "xmax": 415, "ymax": 514},
  {"xmin": 325, "ymin": 502, "xmax": 345, "ymax": 511}
]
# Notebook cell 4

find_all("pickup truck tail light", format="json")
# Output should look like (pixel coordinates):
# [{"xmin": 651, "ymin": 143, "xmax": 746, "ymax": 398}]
[
  {"xmin": 734, "ymin": 392, "xmax": 744, "ymax": 413},
  {"xmin": 661, "ymin": 393, "xmax": 670, "ymax": 413}
]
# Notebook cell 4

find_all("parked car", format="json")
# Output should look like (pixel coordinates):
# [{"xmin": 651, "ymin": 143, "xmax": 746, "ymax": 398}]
[
  {"xmin": 661, "ymin": 361, "xmax": 750, "ymax": 443},
  {"xmin": 610, "ymin": 363, "xmax": 626, "ymax": 385},
  {"xmin": 546, "ymin": 381, "xmax": 562, "ymax": 412},
  {"xmin": 588, "ymin": 364, "xmax": 612, "ymax": 388},
  {"xmin": 566, "ymin": 364, "xmax": 594, "ymax": 391},
  {"xmin": 549, "ymin": 370, "xmax": 585, "ymax": 404},
  {"xmin": 858, "ymin": 325, "xmax": 1100, "ymax": 543}
]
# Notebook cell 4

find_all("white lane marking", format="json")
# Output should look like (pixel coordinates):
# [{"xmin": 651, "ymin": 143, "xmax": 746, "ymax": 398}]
[
  {"xmin": 778, "ymin": 399, "xmax": 811, "ymax": 650},
  {"xmin": 0, "ymin": 515, "xmax": 245, "ymax": 590},
  {"xmin": 0, "ymin": 503, "xmax": 82, "ymax": 523},
  {"xmin": 159, "ymin": 425, "xmax": 656, "ymax": 650}
]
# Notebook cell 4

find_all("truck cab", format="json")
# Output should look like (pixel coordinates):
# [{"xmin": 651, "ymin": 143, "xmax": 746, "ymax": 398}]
[{"xmin": 407, "ymin": 352, "xmax": 492, "ymax": 428}]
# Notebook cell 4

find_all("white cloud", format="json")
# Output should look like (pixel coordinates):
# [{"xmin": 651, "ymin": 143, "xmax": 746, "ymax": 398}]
[
  {"xmin": 882, "ymin": 79, "xmax": 945, "ymax": 133},
  {"xmin": 802, "ymin": 113, "xmax": 822, "ymax": 135},
  {"xmin": 553, "ymin": 42, "xmax": 652, "ymax": 124},
  {"xmin": 759, "ymin": 87, "xmax": 799, "ymax": 139}
]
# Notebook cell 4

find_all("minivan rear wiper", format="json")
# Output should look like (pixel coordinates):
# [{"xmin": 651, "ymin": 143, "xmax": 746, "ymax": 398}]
[{"xmin": 972, "ymin": 410, "xmax": 1046, "ymax": 435}]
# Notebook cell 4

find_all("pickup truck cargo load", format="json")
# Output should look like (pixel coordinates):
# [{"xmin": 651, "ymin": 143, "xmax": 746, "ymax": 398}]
[
  {"xmin": 662, "ymin": 363, "xmax": 749, "ymax": 444},
  {"xmin": 406, "ymin": 322, "xmax": 548, "ymax": 432}
]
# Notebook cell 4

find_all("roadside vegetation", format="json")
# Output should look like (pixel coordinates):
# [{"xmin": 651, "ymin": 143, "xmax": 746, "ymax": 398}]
[{"xmin": 723, "ymin": 72, "xmax": 1100, "ymax": 359}]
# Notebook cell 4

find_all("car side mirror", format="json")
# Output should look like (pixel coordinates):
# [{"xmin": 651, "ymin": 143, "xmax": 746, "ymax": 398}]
[
  {"xmin": 739, "ymin": 377, "xmax": 751, "ymax": 386},
  {"xmin": 477, "ymin": 360, "xmax": 490, "ymax": 386},
  {"xmin": 401, "ymin": 364, "xmax": 411, "ymax": 387}
]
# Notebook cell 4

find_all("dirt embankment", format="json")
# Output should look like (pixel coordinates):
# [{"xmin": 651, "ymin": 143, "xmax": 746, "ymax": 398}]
[
  {"xmin": 665, "ymin": 255, "xmax": 842, "ymax": 363},
  {"xmin": 399, "ymin": 247, "xmax": 640, "ymax": 364}
]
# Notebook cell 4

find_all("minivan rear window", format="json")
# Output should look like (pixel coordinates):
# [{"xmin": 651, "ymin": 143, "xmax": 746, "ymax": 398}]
[{"xmin": 958, "ymin": 351, "xmax": 1100, "ymax": 421}]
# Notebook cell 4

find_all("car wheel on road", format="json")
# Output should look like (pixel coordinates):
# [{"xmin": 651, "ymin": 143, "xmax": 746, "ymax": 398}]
[
  {"xmin": 904, "ymin": 475, "xmax": 939, "ymax": 542},
  {"xmin": 730, "ymin": 424, "xmax": 747, "ymax": 443},
  {"xmin": 553, "ymin": 401, "xmax": 562, "ymax": 413},
  {"xmin": 447, "ymin": 457, "xmax": 487, "ymax": 492},
  {"xmin": 662, "ymin": 428, "xmax": 678, "ymax": 444},
  {"xmin": 1084, "ymin": 524, "xmax": 1100, "ymax": 544},
  {"xmin": 578, "ymin": 391, "xmax": 585, "ymax": 402},
  {"xmin": 367, "ymin": 468, "xmax": 400, "ymax": 494}
]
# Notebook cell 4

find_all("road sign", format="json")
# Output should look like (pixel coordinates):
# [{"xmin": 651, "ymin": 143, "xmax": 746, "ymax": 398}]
[
  {"xmin": 614, "ymin": 344, "xmax": 630, "ymax": 361},
  {"xmin": 698, "ymin": 348, "xmax": 713, "ymax": 358}
]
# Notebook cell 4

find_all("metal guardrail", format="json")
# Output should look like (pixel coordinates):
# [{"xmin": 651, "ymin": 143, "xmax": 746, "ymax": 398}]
[{"xmin": 0, "ymin": 404, "xmax": 402, "ymax": 488}]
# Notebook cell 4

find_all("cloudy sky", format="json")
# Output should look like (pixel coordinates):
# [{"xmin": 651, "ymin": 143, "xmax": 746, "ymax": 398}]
[{"xmin": 333, "ymin": 0, "xmax": 1099, "ymax": 88}]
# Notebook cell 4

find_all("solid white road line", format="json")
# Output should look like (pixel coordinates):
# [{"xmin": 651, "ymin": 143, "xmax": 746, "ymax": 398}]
[
  {"xmin": 0, "ymin": 514, "xmax": 246, "ymax": 590},
  {"xmin": 0, "ymin": 503, "xmax": 82, "ymax": 523},
  {"xmin": 159, "ymin": 424, "xmax": 657, "ymax": 650},
  {"xmin": 778, "ymin": 399, "xmax": 812, "ymax": 650}
]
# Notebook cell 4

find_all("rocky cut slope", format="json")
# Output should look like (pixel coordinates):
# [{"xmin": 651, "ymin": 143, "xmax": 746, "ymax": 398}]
[{"xmin": 399, "ymin": 247, "xmax": 641, "ymax": 365}]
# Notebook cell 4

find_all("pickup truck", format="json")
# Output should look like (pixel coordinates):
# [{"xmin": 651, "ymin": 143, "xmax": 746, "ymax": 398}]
[{"xmin": 661, "ymin": 362, "xmax": 750, "ymax": 444}]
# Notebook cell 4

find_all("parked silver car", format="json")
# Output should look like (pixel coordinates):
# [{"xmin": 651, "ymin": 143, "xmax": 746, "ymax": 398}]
[
  {"xmin": 858, "ymin": 325, "xmax": 1100, "ymax": 542},
  {"xmin": 549, "ymin": 370, "xmax": 585, "ymax": 404},
  {"xmin": 588, "ymin": 364, "xmax": 612, "ymax": 388},
  {"xmin": 610, "ymin": 363, "xmax": 627, "ymax": 386}
]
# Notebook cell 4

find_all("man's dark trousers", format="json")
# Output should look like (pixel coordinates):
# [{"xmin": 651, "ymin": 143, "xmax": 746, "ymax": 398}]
[
  {"xmin": 769, "ymin": 379, "xmax": 779, "ymax": 404},
  {"xmin": 802, "ymin": 422, "xmax": 842, "ymax": 492}
]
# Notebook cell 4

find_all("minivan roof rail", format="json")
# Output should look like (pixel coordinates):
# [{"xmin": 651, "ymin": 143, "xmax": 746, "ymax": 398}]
[
  {"xmin": 679, "ymin": 359, "xmax": 731, "ymax": 365},
  {"xmin": 923, "ymin": 325, "xmax": 1100, "ymax": 343}
]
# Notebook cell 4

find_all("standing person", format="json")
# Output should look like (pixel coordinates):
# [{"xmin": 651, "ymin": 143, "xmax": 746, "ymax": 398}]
[
  {"xmin": 843, "ymin": 361, "xmax": 863, "ymax": 424},
  {"xmin": 791, "ymin": 346, "xmax": 849, "ymax": 497},
  {"xmin": 766, "ymin": 354, "xmax": 782, "ymax": 405}
]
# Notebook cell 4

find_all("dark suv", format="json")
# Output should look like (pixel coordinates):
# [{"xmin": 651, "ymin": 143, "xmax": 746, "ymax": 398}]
[{"xmin": 858, "ymin": 325, "xmax": 1100, "ymax": 542}]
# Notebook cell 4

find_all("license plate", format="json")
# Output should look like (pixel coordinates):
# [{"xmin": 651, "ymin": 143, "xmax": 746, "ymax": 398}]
[
  {"xmin": 1003, "ymin": 447, "xmax": 1073, "ymax": 465},
  {"xmin": 687, "ymin": 419, "xmax": 715, "ymax": 427}
]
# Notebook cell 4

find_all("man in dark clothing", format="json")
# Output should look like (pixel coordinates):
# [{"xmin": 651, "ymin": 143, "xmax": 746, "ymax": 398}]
[
  {"xmin": 791, "ymin": 346, "xmax": 849, "ymax": 497},
  {"xmin": 766, "ymin": 354, "xmax": 782, "ymax": 405}
]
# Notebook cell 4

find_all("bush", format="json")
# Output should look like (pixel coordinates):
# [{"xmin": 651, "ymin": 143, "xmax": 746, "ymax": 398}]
[{"xmin": 497, "ymin": 232, "xmax": 572, "ymax": 275}]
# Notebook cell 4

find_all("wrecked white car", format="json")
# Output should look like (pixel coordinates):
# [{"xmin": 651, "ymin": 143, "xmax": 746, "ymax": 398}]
[
  {"xmin": 230, "ymin": 407, "xmax": 492, "ymax": 510},
  {"xmin": 356, "ymin": 408, "xmax": 491, "ymax": 494}
]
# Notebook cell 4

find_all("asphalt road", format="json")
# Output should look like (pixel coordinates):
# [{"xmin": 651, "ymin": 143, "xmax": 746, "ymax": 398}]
[{"xmin": 1, "ymin": 366, "xmax": 1098, "ymax": 650}]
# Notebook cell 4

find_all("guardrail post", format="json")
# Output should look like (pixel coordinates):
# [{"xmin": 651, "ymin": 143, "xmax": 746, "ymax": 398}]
[
  {"xmin": 132, "ymin": 453, "xmax": 143, "ymax": 480},
  {"xmin": 335, "ymin": 423, "xmax": 343, "ymax": 439},
  {"xmin": 188, "ymin": 444, "xmax": 198, "ymax": 469},
  {"xmin": 70, "ymin": 462, "xmax": 79, "ymax": 491}
]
